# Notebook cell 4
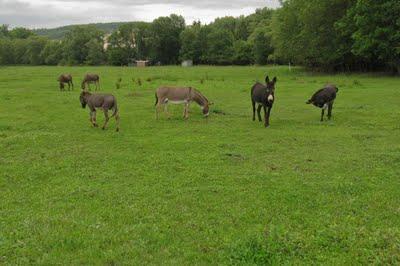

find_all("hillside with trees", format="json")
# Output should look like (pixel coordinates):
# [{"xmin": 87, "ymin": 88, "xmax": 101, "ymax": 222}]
[{"xmin": 33, "ymin": 22, "xmax": 125, "ymax": 40}]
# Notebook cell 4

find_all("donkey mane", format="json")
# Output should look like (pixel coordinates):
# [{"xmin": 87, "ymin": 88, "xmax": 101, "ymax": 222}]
[{"xmin": 192, "ymin": 88, "xmax": 209, "ymax": 106}]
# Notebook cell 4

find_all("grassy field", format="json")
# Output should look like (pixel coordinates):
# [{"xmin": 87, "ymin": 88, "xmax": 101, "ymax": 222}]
[{"xmin": 0, "ymin": 66, "xmax": 399, "ymax": 264}]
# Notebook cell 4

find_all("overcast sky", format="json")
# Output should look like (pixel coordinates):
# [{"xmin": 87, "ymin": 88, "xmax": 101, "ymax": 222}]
[{"xmin": 0, "ymin": 0, "xmax": 280, "ymax": 29}]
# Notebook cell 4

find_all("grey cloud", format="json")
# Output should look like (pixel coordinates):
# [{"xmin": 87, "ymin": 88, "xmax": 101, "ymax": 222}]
[{"xmin": 0, "ymin": 0, "xmax": 280, "ymax": 28}]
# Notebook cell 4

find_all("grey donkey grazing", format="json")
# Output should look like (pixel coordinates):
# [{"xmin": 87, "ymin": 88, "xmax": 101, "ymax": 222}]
[
  {"xmin": 80, "ymin": 91, "xmax": 120, "ymax": 131},
  {"xmin": 155, "ymin": 86, "xmax": 212, "ymax": 119},
  {"xmin": 306, "ymin": 84, "xmax": 339, "ymax": 121},
  {"xmin": 58, "ymin": 74, "xmax": 73, "ymax": 91},
  {"xmin": 81, "ymin": 74, "xmax": 100, "ymax": 91},
  {"xmin": 251, "ymin": 75, "xmax": 277, "ymax": 127}
]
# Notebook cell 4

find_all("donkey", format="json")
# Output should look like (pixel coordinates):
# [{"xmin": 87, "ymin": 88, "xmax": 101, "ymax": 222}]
[
  {"xmin": 306, "ymin": 84, "xmax": 339, "ymax": 121},
  {"xmin": 79, "ymin": 91, "xmax": 120, "ymax": 131},
  {"xmin": 81, "ymin": 74, "xmax": 100, "ymax": 91},
  {"xmin": 155, "ymin": 87, "xmax": 212, "ymax": 119},
  {"xmin": 251, "ymin": 75, "xmax": 277, "ymax": 127},
  {"xmin": 57, "ymin": 74, "xmax": 73, "ymax": 91}
]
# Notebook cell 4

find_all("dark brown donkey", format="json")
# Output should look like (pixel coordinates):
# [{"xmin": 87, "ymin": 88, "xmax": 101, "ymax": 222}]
[
  {"xmin": 155, "ymin": 87, "xmax": 212, "ymax": 119},
  {"xmin": 251, "ymin": 75, "xmax": 277, "ymax": 127},
  {"xmin": 306, "ymin": 84, "xmax": 339, "ymax": 121},
  {"xmin": 79, "ymin": 91, "xmax": 120, "ymax": 131},
  {"xmin": 57, "ymin": 74, "xmax": 73, "ymax": 91},
  {"xmin": 81, "ymin": 74, "xmax": 100, "ymax": 91}
]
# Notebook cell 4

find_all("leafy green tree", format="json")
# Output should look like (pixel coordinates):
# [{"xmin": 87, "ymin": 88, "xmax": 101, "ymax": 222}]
[
  {"xmin": 0, "ymin": 38, "xmax": 14, "ymax": 64},
  {"xmin": 249, "ymin": 26, "xmax": 273, "ymax": 65},
  {"xmin": 0, "ymin": 24, "xmax": 9, "ymax": 38},
  {"xmin": 232, "ymin": 40, "xmax": 253, "ymax": 65},
  {"xmin": 85, "ymin": 39, "xmax": 105, "ymax": 65},
  {"xmin": 9, "ymin": 27, "xmax": 34, "ymax": 39},
  {"xmin": 149, "ymin": 14, "xmax": 185, "ymax": 64},
  {"xmin": 41, "ymin": 41, "xmax": 63, "ymax": 65},
  {"xmin": 271, "ymin": 0, "xmax": 354, "ymax": 70},
  {"xmin": 63, "ymin": 26, "xmax": 104, "ymax": 64},
  {"xmin": 13, "ymin": 38, "xmax": 29, "ymax": 64},
  {"xmin": 205, "ymin": 28, "xmax": 234, "ymax": 65},
  {"xmin": 25, "ymin": 36, "xmax": 47, "ymax": 65},
  {"xmin": 179, "ymin": 22, "xmax": 203, "ymax": 63},
  {"xmin": 343, "ymin": 0, "xmax": 400, "ymax": 72}
]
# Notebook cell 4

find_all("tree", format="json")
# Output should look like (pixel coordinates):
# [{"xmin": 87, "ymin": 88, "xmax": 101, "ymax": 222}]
[
  {"xmin": 41, "ymin": 41, "xmax": 63, "ymax": 65},
  {"xmin": 232, "ymin": 40, "xmax": 253, "ymax": 65},
  {"xmin": 179, "ymin": 22, "xmax": 203, "ymax": 63},
  {"xmin": 9, "ymin": 27, "xmax": 34, "ymax": 39},
  {"xmin": 205, "ymin": 28, "xmax": 234, "ymax": 65},
  {"xmin": 344, "ymin": 0, "xmax": 400, "ymax": 72},
  {"xmin": 271, "ymin": 0, "xmax": 355, "ymax": 70},
  {"xmin": 63, "ymin": 26, "xmax": 104, "ymax": 64},
  {"xmin": 149, "ymin": 14, "xmax": 185, "ymax": 64},
  {"xmin": 0, "ymin": 24, "xmax": 9, "ymax": 38},
  {"xmin": 85, "ymin": 39, "xmax": 105, "ymax": 65},
  {"xmin": 249, "ymin": 26, "xmax": 273, "ymax": 65},
  {"xmin": 25, "ymin": 36, "xmax": 47, "ymax": 65},
  {"xmin": 0, "ymin": 38, "xmax": 14, "ymax": 64}
]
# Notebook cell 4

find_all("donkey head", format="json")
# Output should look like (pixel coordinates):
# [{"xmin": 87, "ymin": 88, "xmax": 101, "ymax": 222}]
[
  {"xmin": 201, "ymin": 101, "xmax": 214, "ymax": 117},
  {"xmin": 265, "ymin": 76, "xmax": 277, "ymax": 103},
  {"xmin": 79, "ymin": 91, "xmax": 89, "ymax": 108}
]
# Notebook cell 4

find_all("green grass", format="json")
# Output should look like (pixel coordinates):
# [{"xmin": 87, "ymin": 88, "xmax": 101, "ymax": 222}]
[{"xmin": 0, "ymin": 66, "xmax": 399, "ymax": 264}]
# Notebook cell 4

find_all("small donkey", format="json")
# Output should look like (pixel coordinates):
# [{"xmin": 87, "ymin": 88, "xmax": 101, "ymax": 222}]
[
  {"xmin": 251, "ymin": 75, "xmax": 277, "ymax": 127},
  {"xmin": 81, "ymin": 74, "xmax": 100, "ymax": 91},
  {"xmin": 79, "ymin": 91, "xmax": 120, "ymax": 131},
  {"xmin": 306, "ymin": 84, "xmax": 338, "ymax": 121},
  {"xmin": 57, "ymin": 74, "xmax": 73, "ymax": 91}
]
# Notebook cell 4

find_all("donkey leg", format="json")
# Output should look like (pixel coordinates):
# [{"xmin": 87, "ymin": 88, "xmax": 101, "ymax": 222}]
[
  {"xmin": 265, "ymin": 106, "xmax": 272, "ymax": 127},
  {"xmin": 252, "ymin": 101, "xmax": 256, "ymax": 121},
  {"xmin": 327, "ymin": 102, "xmax": 333, "ymax": 120},
  {"xmin": 320, "ymin": 109, "xmax": 325, "ymax": 122},
  {"xmin": 257, "ymin": 105, "xmax": 262, "ymax": 122},
  {"xmin": 115, "ymin": 113, "xmax": 120, "ymax": 132},
  {"xmin": 102, "ymin": 109, "xmax": 110, "ymax": 130},
  {"xmin": 183, "ymin": 104, "xmax": 188, "ymax": 119},
  {"xmin": 91, "ymin": 111, "xmax": 98, "ymax": 127},
  {"xmin": 263, "ymin": 106, "xmax": 269, "ymax": 127},
  {"xmin": 185, "ymin": 103, "xmax": 190, "ymax": 119},
  {"xmin": 164, "ymin": 103, "xmax": 171, "ymax": 119}
]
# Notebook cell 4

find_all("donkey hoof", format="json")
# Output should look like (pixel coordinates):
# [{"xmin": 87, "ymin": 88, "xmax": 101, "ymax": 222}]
[
  {"xmin": 102, "ymin": 127, "xmax": 105, "ymax": 130},
  {"xmin": 116, "ymin": 128, "xmax": 119, "ymax": 132}
]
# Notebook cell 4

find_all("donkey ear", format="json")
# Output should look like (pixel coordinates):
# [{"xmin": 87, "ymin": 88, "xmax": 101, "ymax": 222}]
[
  {"xmin": 272, "ymin": 77, "xmax": 277, "ymax": 83},
  {"xmin": 265, "ymin": 76, "xmax": 270, "ymax": 83}
]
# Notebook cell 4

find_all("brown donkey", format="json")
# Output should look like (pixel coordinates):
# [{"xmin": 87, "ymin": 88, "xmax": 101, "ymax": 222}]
[
  {"xmin": 81, "ymin": 74, "xmax": 100, "ymax": 91},
  {"xmin": 155, "ymin": 87, "xmax": 212, "ymax": 119},
  {"xmin": 79, "ymin": 91, "xmax": 120, "ymax": 131},
  {"xmin": 57, "ymin": 74, "xmax": 73, "ymax": 91}
]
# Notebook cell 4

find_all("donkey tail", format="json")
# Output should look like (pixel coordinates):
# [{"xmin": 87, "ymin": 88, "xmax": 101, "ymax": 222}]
[
  {"xmin": 111, "ymin": 99, "xmax": 118, "ymax": 117},
  {"xmin": 154, "ymin": 92, "xmax": 159, "ymax": 106}
]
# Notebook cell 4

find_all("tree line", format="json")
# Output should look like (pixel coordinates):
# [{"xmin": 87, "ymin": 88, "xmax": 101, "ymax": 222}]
[{"xmin": 0, "ymin": 0, "xmax": 399, "ymax": 72}]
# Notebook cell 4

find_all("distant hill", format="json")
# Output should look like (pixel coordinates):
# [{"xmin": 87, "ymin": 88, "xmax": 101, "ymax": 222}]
[{"xmin": 33, "ymin": 22, "xmax": 129, "ymax": 39}]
